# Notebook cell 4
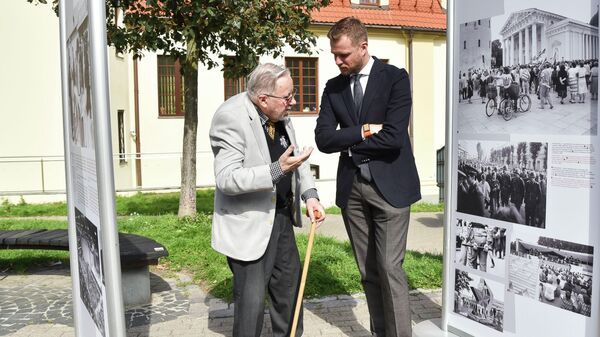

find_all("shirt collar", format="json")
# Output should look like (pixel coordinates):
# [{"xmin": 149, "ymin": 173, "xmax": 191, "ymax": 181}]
[
  {"xmin": 358, "ymin": 57, "xmax": 375, "ymax": 77},
  {"xmin": 253, "ymin": 103, "xmax": 269, "ymax": 126}
]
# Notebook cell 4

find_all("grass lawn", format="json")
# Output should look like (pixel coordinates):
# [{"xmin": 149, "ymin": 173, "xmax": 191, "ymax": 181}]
[
  {"xmin": 0, "ymin": 189, "xmax": 444, "ymax": 217},
  {"xmin": 0, "ymin": 215, "xmax": 443, "ymax": 301}
]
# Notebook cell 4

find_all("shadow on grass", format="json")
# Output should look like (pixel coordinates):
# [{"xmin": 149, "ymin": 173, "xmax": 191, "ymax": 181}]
[{"xmin": 0, "ymin": 253, "xmax": 70, "ymax": 273}]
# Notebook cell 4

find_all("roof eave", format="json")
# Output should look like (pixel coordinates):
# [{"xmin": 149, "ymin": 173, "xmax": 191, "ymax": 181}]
[{"xmin": 311, "ymin": 21, "xmax": 447, "ymax": 33}]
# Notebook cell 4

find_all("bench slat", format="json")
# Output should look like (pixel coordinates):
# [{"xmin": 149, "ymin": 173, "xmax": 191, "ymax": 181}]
[
  {"xmin": 1, "ymin": 229, "xmax": 47, "ymax": 245},
  {"xmin": 18, "ymin": 230, "xmax": 68, "ymax": 247}
]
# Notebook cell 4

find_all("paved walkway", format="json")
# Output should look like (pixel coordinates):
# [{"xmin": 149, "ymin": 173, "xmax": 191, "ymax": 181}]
[
  {"xmin": 0, "ymin": 212, "xmax": 445, "ymax": 337},
  {"xmin": 296, "ymin": 212, "xmax": 444, "ymax": 255}
]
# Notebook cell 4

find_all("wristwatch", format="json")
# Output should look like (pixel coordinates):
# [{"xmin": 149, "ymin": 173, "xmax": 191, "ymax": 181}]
[{"xmin": 362, "ymin": 124, "xmax": 372, "ymax": 138}]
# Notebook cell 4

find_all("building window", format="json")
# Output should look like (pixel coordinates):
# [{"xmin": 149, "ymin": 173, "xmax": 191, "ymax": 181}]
[
  {"xmin": 117, "ymin": 110, "xmax": 126, "ymax": 164},
  {"xmin": 285, "ymin": 57, "xmax": 318, "ymax": 114},
  {"xmin": 310, "ymin": 164, "xmax": 320, "ymax": 179},
  {"xmin": 223, "ymin": 57, "xmax": 249, "ymax": 101},
  {"xmin": 465, "ymin": 23, "xmax": 468, "ymax": 27},
  {"xmin": 157, "ymin": 55, "xmax": 185, "ymax": 117},
  {"xmin": 464, "ymin": 41, "xmax": 466, "ymax": 49},
  {"xmin": 359, "ymin": 0, "xmax": 379, "ymax": 5},
  {"xmin": 478, "ymin": 20, "xmax": 481, "ymax": 25},
  {"xmin": 478, "ymin": 40, "xmax": 481, "ymax": 47}
]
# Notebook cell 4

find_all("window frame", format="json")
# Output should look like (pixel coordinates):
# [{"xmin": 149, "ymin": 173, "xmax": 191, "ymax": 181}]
[
  {"xmin": 117, "ymin": 109, "xmax": 126, "ymax": 165},
  {"xmin": 358, "ymin": 0, "xmax": 380, "ymax": 6},
  {"xmin": 285, "ymin": 57, "xmax": 319, "ymax": 115},
  {"xmin": 223, "ymin": 56, "xmax": 249, "ymax": 101},
  {"xmin": 157, "ymin": 55, "xmax": 185, "ymax": 117}
]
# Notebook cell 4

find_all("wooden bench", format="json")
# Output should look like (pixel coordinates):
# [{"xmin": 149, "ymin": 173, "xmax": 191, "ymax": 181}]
[{"xmin": 0, "ymin": 229, "xmax": 169, "ymax": 305}]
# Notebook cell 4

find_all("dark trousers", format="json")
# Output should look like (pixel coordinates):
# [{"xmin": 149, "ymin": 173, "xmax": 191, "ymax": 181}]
[
  {"xmin": 227, "ymin": 209, "xmax": 302, "ymax": 337},
  {"xmin": 342, "ymin": 174, "xmax": 412, "ymax": 337}
]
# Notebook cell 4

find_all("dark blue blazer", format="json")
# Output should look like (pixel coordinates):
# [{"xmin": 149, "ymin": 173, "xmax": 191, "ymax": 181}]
[{"xmin": 315, "ymin": 57, "xmax": 421, "ymax": 209}]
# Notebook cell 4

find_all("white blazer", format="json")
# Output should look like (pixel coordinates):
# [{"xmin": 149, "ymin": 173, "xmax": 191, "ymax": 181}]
[{"xmin": 209, "ymin": 93, "xmax": 315, "ymax": 261}]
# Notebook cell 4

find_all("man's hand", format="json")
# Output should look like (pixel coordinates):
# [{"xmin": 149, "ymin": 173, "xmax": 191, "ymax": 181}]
[
  {"xmin": 305, "ymin": 198, "xmax": 325, "ymax": 227},
  {"xmin": 279, "ymin": 145, "xmax": 313, "ymax": 173}
]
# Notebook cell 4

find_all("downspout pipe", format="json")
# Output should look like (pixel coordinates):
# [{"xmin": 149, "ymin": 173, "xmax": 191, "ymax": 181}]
[{"xmin": 133, "ymin": 58, "xmax": 142, "ymax": 187}]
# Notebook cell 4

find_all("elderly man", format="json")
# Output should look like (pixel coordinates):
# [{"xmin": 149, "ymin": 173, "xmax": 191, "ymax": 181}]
[{"xmin": 209, "ymin": 63, "xmax": 325, "ymax": 337}]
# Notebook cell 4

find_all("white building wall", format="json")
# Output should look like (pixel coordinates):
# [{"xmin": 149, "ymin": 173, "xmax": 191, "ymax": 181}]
[
  {"xmin": 1, "ymin": 2, "xmax": 64, "ymax": 195},
  {"xmin": 108, "ymin": 49, "xmax": 135, "ymax": 190},
  {"xmin": 1, "ymin": 2, "xmax": 133, "ymax": 202}
]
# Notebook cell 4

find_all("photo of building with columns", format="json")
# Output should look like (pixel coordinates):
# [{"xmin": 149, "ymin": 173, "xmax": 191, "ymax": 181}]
[{"xmin": 501, "ymin": 8, "xmax": 598, "ymax": 66}]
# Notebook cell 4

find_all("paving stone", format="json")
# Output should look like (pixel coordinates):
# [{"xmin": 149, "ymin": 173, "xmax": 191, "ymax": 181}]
[{"xmin": 0, "ymin": 267, "xmax": 442, "ymax": 337}]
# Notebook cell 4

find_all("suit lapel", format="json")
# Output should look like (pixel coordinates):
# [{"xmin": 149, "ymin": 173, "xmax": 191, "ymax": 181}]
[
  {"xmin": 341, "ymin": 76, "xmax": 359, "ymax": 125},
  {"xmin": 360, "ymin": 59, "xmax": 384, "ymax": 124},
  {"xmin": 245, "ymin": 95, "xmax": 271, "ymax": 164},
  {"xmin": 284, "ymin": 118, "xmax": 297, "ymax": 148}
]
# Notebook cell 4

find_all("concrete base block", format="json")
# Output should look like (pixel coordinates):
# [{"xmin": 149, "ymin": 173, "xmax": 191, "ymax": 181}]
[
  {"xmin": 121, "ymin": 266, "xmax": 151, "ymax": 306},
  {"xmin": 413, "ymin": 319, "xmax": 460, "ymax": 337}
]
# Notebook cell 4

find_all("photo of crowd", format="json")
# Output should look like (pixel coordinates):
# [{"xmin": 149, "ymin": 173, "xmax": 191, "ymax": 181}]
[
  {"xmin": 457, "ymin": 0, "xmax": 598, "ymax": 135},
  {"xmin": 68, "ymin": 18, "xmax": 94, "ymax": 149},
  {"xmin": 509, "ymin": 235, "xmax": 594, "ymax": 317},
  {"xmin": 75, "ymin": 207, "xmax": 105, "ymax": 335},
  {"xmin": 455, "ymin": 218, "xmax": 507, "ymax": 278},
  {"xmin": 454, "ymin": 269, "xmax": 504, "ymax": 332},
  {"xmin": 457, "ymin": 140, "xmax": 548, "ymax": 227}
]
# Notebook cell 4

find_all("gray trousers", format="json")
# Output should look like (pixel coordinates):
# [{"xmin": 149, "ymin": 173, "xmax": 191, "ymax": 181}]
[
  {"xmin": 342, "ymin": 175, "xmax": 412, "ymax": 337},
  {"xmin": 227, "ymin": 209, "xmax": 303, "ymax": 337}
]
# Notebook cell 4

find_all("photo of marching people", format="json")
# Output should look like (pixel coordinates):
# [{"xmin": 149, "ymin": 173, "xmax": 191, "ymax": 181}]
[
  {"xmin": 457, "ymin": 140, "xmax": 548, "ymax": 227},
  {"xmin": 454, "ymin": 269, "xmax": 505, "ymax": 332},
  {"xmin": 455, "ymin": 218, "xmax": 507, "ymax": 278},
  {"xmin": 509, "ymin": 235, "xmax": 594, "ymax": 317},
  {"xmin": 457, "ymin": 0, "xmax": 598, "ymax": 135},
  {"xmin": 68, "ymin": 18, "xmax": 94, "ymax": 149},
  {"xmin": 75, "ymin": 208, "xmax": 106, "ymax": 336}
]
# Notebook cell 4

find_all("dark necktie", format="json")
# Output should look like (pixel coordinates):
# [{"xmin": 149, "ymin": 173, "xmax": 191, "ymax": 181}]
[
  {"xmin": 352, "ymin": 73, "xmax": 372, "ymax": 182},
  {"xmin": 352, "ymin": 74, "xmax": 364, "ymax": 119}
]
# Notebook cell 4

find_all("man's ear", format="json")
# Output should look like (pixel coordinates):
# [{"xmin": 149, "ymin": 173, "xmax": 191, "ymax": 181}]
[
  {"xmin": 360, "ymin": 41, "xmax": 368, "ymax": 54},
  {"xmin": 256, "ymin": 94, "xmax": 267, "ymax": 107}
]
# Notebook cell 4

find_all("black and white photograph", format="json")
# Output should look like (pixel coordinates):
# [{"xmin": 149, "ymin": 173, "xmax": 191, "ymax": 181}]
[
  {"xmin": 454, "ymin": 269, "xmax": 505, "ymax": 332},
  {"xmin": 68, "ymin": 17, "xmax": 94, "ymax": 149},
  {"xmin": 509, "ymin": 234, "xmax": 594, "ymax": 317},
  {"xmin": 457, "ymin": 139, "xmax": 548, "ymax": 227},
  {"xmin": 456, "ymin": 0, "xmax": 598, "ymax": 135},
  {"xmin": 75, "ymin": 207, "xmax": 105, "ymax": 336},
  {"xmin": 455, "ymin": 218, "xmax": 507, "ymax": 278}
]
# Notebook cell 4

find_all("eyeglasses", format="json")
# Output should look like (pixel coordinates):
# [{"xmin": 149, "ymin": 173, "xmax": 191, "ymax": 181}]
[{"xmin": 264, "ymin": 88, "xmax": 297, "ymax": 104}]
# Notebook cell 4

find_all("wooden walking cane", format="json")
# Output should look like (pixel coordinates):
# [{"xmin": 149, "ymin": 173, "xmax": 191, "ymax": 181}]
[{"xmin": 290, "ymin": 210, "xmax": 321, "ymax": 337}]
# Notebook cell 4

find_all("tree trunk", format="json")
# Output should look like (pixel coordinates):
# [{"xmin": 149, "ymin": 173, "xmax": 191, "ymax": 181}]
[{"xmin": 178, "ymin": 62, "xmax": 198, "ymax": 218}]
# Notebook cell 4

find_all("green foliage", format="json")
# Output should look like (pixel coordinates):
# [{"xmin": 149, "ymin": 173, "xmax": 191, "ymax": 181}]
[
  {"xmin": 106, "ymin": 0, "xmax": 331, "ymax": 78},
  {"xmin": 114, "ymin": 189, "xmax": 215, "ymax": 215},
  {"xmin": 411, "ymin": 202, "xmax": 445, "ymax": 213},
  {"xmin": 0, "ymin": 192, "xmax": 444, "ymax": 217},
  {"xmin": 0, "ymin": 190, "xmax": 214, "ymax": 217},
  {"xmin": 0, "ymin": 216, "xmax": 443, "ymax": 300}
]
